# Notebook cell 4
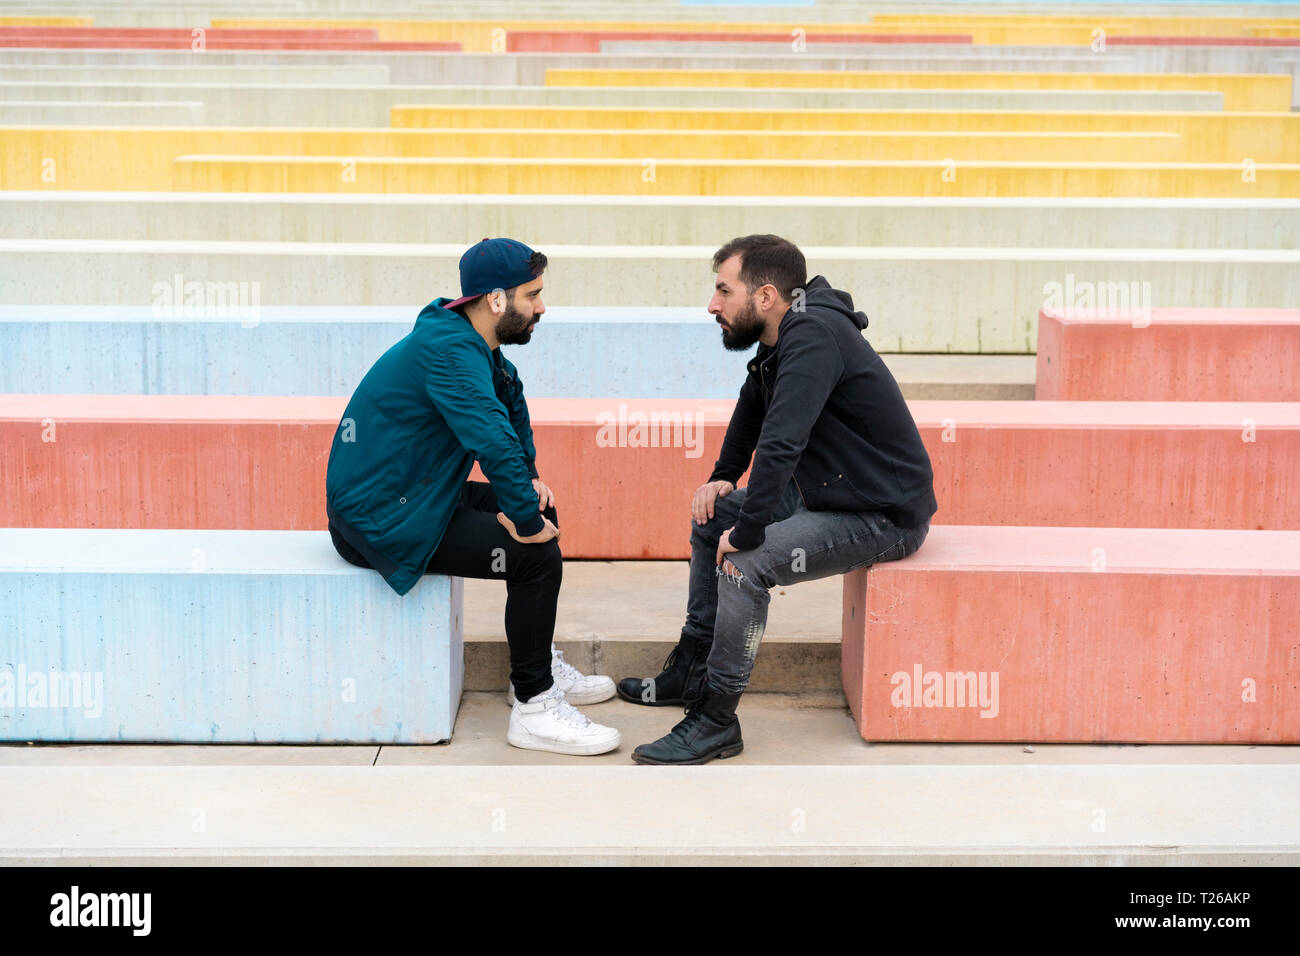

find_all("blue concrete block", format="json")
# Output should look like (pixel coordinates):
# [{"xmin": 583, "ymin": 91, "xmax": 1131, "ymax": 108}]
[
  {"xmin": 0, "ymin": 305, "xmax": 751, "ymax": 399},
  {"xmin": 0, "ymin": 529, "xmax": 463, "ymax": 743}
]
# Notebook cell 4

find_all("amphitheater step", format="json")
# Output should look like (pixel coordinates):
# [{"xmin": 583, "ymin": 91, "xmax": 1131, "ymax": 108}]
[
  {"xmin": 842, "ymin": 525, "xmax": 1300, "ymax": 744},
  {"xmin": 0, "ymin": 528, "xmax": 463, "ymax": 744}
]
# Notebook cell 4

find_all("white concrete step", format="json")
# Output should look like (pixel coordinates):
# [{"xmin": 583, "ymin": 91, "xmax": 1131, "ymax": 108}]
[
  {"xmin": 3, "ymin": 756, "xmax": 1296, "ymax": 864},
  {"xmin": 4, "ymin": 692, "xmax": 1296, "ymax": 863}
]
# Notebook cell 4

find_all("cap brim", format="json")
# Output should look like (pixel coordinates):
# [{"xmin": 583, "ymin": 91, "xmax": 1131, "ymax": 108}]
[{"xmin": 444, "ymin": 293, "xmax": 482, "ymax": 310}]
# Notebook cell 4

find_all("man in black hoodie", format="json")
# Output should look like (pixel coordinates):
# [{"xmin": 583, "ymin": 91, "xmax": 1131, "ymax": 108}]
[{"xmin": 622, "ymin": 234, "xmax": 938, "ymax": 765}]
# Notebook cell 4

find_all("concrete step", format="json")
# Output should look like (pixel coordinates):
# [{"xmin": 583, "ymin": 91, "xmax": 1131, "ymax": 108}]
[
  {"xmin": 543, "ymin": 67, "xmax": 1290, "ymax": 112},
  {"xmin": 0, "ymin": 46, "xmax": 1290, "ymax": 88},
  {"xmin": 603, "ymin": 39, "xmax": 1300, "ymax": 64},
  {"xmin": 8, "ymin": 396, "xmax": 1297, "ymax": 552},
  {"xmin": 6, "ymin": 193, "xmax": 1297, "ymax": 250},
  {"xmin": 3, "ymin": 242, "xmax": 1296, "ymax": 352},
  {"xmin": 2, "ymin": 691, "xmax": 1297, "ymax": 864},
  {"xmin": 463, "ymin": 560, "xmax": 843, "ymax": 693},
  {"xmin": 1036, "ymin": 306, "xmax": 1300, "ymax": 401},
  {"xmin": 0, "ymin": 304, "xmax": 1033, "ymax": 398},
  {"xmin": 842, "ymin": 526, "xmax": 1300, "ymax": 743},
  {"xmin": 0, "ymin": 80, "xmax": 1226, "ymax": 126},
  {"xmin": 169, "ymin": 154, "xmax": 1300, "ymax": 199},
  {"xmin": 9, "ymin": 690, "xmax": 1300, "ymax": 770},
  {"xmin": 0, "ymin": 528, "xmax": 464, "ymax": 743},
  {"xmin": 0, "ymin": 62, "xmax": 393, "ymax": 82},
  {"xmin": 391, "ymin": 106, "xmax": 1300, "ymax": 161},
  {"xmin": 0, "ymin": 100, "xmax": 206, "ymax": 124},
  {"xmin": 9, "ymin": 115, "xmax": 1299, "ymax": 191},
  {"xmin": 0, "ymin": 105, "xmax": 1193, "ymax": 161}
]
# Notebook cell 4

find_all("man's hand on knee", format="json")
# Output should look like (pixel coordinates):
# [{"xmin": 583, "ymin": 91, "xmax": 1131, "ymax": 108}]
[
  {"xmin": 497, "ymin": 512, "xmax": 560, "ymax": 544},
  {"xmin": 531, "ymin": 477, "xmax": 555, "ymax": 511},
  {"xmin": 692, "ymin": 480, "xmax": 735, "ymax": 526},
  {"xmin": 716, "ymin": 527, "xmax": 741, "ymax": 576}
]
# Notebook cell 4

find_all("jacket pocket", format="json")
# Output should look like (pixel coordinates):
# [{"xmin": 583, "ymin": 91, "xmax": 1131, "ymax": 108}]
[
  {"xmin": 803, "ymin": 472, "xmax": 860, "ymax": 511},
  {"xmin": 372, "ymin": 474, "xmax": 436, "ymax": 526}
]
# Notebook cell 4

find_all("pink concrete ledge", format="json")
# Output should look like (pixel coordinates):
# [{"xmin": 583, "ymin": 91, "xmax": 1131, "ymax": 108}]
[
  {"xmin": 841, "ymin": 524, "xmax": 1300, "ymax": 743},
  {"xmin": 3, "ymin": 395, "xmax": 1297, "ymax": 557},
  {"xmin": 1036, "ymin": 308, "xmax": 1300, "ymax": 402}
]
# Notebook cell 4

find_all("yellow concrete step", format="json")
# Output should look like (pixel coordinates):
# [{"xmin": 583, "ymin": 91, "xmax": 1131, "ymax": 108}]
[
  {"xmin": 391, "ymin": 106, "xmax": 1300, "ymax": 162},
  {"xmin": 165, "ymin": 154, "xmax": 1300, "ymax": 198}
]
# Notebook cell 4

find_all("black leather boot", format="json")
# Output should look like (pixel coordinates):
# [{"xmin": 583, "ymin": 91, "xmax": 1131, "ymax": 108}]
[
  {"xmin": 630, "ymin": 682, "xmax": 744, "ymax": 765},
  {"xmin": 616, "ymin": 634, "xmax": 709, "ymax": 706}
]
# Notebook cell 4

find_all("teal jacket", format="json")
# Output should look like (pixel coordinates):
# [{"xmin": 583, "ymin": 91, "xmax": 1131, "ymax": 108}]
[{"xmin": 325, "ymin": 298, "xmax": 543, "ymax": 595}]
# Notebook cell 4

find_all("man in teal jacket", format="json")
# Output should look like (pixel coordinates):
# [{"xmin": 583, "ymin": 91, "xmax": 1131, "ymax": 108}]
[{"xmin": 326, "ymin": 238, "xmax": 620, "ymax": 756}]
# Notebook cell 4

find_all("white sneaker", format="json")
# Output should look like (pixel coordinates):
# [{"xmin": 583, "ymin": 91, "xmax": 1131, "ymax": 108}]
[
  {"xmin": 507, "ymin": 684, "xmax": 621, "ymax": 756},
  {"xmin": 506, "ymin": 643, "xmax": 617, "ymax": 706}
]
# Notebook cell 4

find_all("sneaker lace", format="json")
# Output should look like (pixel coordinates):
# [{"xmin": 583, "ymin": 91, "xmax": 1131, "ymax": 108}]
[
  {"xmin": 551, "ymin": 647, "xmax": 585, "ymax": 683},
  {"xmin": 548, "ymin": 691, "xmax": 593, "ymax": 730}
]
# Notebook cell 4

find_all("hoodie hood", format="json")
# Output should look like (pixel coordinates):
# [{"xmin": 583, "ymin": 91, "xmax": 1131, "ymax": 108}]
[{"xmin": 801, "ymin": 274, "xmax": 868, "ymax": 330}]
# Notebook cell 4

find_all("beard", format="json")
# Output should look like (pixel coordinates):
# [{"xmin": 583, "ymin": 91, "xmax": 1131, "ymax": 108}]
[
  {"xmin": 718, "ymin": 295, "xmax": 764, "ymax": 352},
  {"xmin": 495, "ymin": 298, "xmax": 537, "ymax": 345}
]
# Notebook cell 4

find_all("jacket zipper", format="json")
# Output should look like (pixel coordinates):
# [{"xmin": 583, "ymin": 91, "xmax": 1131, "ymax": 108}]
[{"xmin": 758, "ymin": 359, "xmax": 808, "ymax": 509}]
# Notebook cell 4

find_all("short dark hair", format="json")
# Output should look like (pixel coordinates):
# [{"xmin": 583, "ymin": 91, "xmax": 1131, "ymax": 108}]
[
  {"xmin": 455, "ymin": 250, "xmax": 547, "ymax": 314},
  {"xmin": 526, "ymin": 250, "xmax": 548, "ymax": 280},
  {"xmin": 712, "ymin": 235, "xmax": 806, "ymax": 303},
  {"xmin": 506, "ymin": 250, "xmax": 548, "ymax": 298}
]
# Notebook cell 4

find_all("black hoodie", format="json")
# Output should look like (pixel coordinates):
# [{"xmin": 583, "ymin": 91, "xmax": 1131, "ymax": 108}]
[{"xmin": 710, "ymin": 274, "xmax": 938, "ymax": 551}]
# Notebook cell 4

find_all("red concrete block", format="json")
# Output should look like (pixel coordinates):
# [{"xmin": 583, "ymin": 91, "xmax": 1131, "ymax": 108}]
[
  {"xmin": 914, "ymin": 399, "xmax": 1298, "ymax": 530},
  {"xmin": 506, "ymin": 30, "xmax": 971, "ymax": 53},
  {"xmin": 1036, "ymin": 308, "xmax": 1300, "ymax": 401},
  {"xmin": 841, "ymin": 525, "xmax": 1300, "ymax": 743},
  {"xmin": 3, "ymin": 396, "xmax": 1296, "ymax": 556},
  {"xmin": 0, "ymin": 396, "xmax": 739, "ymax": 559}
]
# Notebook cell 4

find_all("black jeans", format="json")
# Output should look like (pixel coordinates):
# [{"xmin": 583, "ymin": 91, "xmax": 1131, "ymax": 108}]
[{"xmin": 329, "ymin": 481, "xmax": 560, "ymax": 703}]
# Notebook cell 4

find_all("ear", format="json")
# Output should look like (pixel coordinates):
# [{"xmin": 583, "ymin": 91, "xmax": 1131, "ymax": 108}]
[{"xmin": 490, "ymin": 288, "xmax": 507, "ymax": 314}]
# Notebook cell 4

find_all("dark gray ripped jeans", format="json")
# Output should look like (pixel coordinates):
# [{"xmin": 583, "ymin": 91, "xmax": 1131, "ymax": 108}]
[{"xmin": 686, "ymin": 480, "xmax": 930, "ymax": 695}]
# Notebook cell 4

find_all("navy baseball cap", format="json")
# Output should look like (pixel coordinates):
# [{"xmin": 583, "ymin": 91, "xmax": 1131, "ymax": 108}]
[{"xmin": 445, "ymin": 237, "xmax": 539, "ymax": 310}]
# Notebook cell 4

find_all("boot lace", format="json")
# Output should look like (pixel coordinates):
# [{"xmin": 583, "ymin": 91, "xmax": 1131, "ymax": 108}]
[{"xmin": 666, "ymin": 701, "xmax": 709, "ymax": 744}]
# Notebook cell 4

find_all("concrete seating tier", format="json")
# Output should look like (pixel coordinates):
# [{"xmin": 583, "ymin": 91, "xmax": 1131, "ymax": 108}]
[
  {"xmin": 3, "ymin": 241, "xmax": 1294, "ymax": 353},
  {"xmin": 0, "ymin": 528, "xmax": 463, "ymax": 743},
  {"xmin": 542, "ymin": 68, "xmax": 1292, "ymax": 112},
  {"xmin": 5, "ymin": 194, "xmax": 1296, "ymax": 250},
  {"xmin": 0, "ymin": 305, "xmax": 1032, "ymax": 399},
  {"xmin": 841, "ymin": 525, "xmax": 1300, "ymax": 743},
  {"xmin": 1036, "ymin": 307, "xmax": 1300, "ymax": 401},
  {"xmin": 4, "ymin": 396, "xmax": 1296, "ymax": 557}
]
